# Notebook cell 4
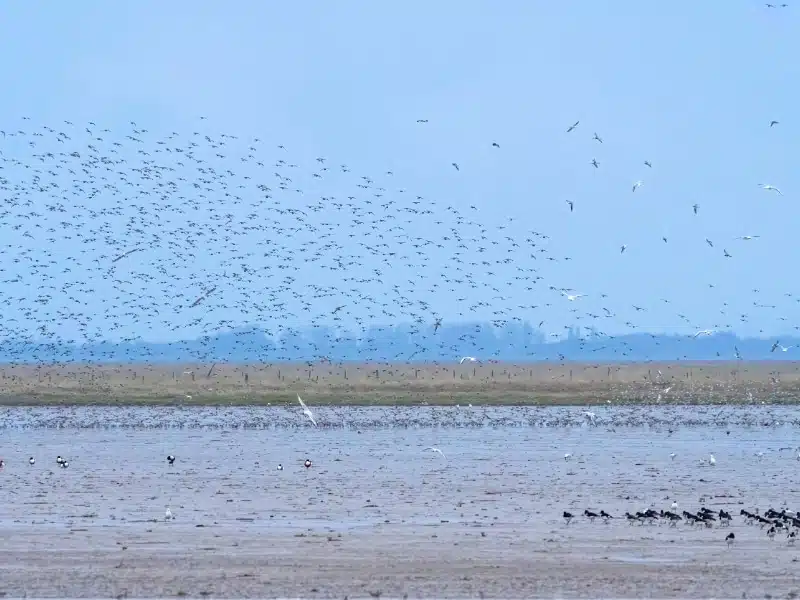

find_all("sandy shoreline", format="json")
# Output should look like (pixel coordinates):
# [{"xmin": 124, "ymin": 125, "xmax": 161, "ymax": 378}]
[
  {"xmin": 1, "ymin": 361, "xmax": 800, "ymax": 405},
  {"xmin": 2, "ymin": 522, "xmax": 798, "ymax": 598}
]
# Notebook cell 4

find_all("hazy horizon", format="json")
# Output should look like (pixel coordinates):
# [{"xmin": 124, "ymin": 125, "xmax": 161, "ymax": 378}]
[{"xmin": 0, "ymin": 2, "xmax": 797, "ymax": 359}]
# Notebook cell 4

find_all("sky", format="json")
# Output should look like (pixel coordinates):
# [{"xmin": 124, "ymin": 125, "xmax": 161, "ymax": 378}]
[{"xmin": 0, "ymin": 1, "xmax": 798, "ymax": 344}]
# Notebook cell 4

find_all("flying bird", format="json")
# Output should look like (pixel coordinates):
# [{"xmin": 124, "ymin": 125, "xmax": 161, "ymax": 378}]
[
  {"xmin": 424, "ymin": 446, "xmax": 446, "ymax": 460},
  {"xmin": 567, "ymin": 121, "xmax": 580, "ymax": 133},
  {"xmin": 566, "ymin": 200, "xmax": 574, "ymax": 212},
  {"xmin": 297, "ymin": 395, "xmax": 317, "ymax": 426},
  {"xmin": 759, "ymin": 184, "xmax": 782, "ymax": 195},
  {"xmin": 561, "ymin": 291, "xmax": 585, "ymax": 301}
]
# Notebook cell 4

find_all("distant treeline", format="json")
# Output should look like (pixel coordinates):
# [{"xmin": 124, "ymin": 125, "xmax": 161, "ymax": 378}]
[{"xmin": 0, "ymin": 323, "xmax": 794, "ymax": 363}]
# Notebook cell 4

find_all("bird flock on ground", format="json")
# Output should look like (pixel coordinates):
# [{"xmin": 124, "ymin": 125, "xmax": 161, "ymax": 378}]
[
  {"xmin": 0, "ymin": 108, "xmax": 798, "ymax": 367},
  {"xmin": 563, "ymin": 504, "xmax": 800, "ymax": 548}
]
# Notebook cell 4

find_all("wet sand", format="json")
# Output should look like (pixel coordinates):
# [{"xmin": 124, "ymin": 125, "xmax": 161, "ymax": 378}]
[
  {"xmin": 2, "ymin": 420, "xmax": 800, "ymax": 598},
  {"xmin": 2, "ymin": 360, "xmax": 800, "ymax": 405}
]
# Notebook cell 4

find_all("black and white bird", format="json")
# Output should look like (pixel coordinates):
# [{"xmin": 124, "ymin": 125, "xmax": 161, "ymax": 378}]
[
  {"xmin": 167, "ymin": 455, "xmax": 175, "ymax": 465},
  {"xmin": 726, "ymin": 532, "xmax": 735, "ymax": 547},
  {"xmin": 563, "ymin": 511, "xmax": 574, "ymax": 525},
  {"xmin": 277, "ymin": 464, "xmax": 283, "ymax": 471},
  {"xmin": 29, "ymin": 457, "xmax": 35, "ymax": 466},
  {"xmin": 304, "ymin": 459, "xmax": 312, "ymax": 469}
]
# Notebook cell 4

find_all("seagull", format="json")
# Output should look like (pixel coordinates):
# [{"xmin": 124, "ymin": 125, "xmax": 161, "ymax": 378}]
[
  {"xmin": 425, "ymin": 447, "xmax": 446, "ymax": 460},
  {"xmin": 779, "ymin": 345, "xmax": 794, "ymax": 352},
  {"xmin": 297, "ymin": 395, "xmax": 317, "ymax": 426},
  {"xmin": 459, "ymin": 356, "xmax": 478, "ymax": 364},
  {"xmin": 759, "ymin": 183, "xmax": 783, "ymax": 195},
  {"xmin": 735, "ymin": 235, "xmax": 760, "ymax": 241},
  {"xmin": 29, "ymin": 457, "xmax": 35, "ymax": 466},
  {"xmin": 567, "ymin": 121, "xmax": 580, "ymax": 133},
  {"xmin": 165, "ymin": 506, "xmax": 173, "ymax": 521},
  {"xmin": 632, "ymin": 180, "xmax": 643, "ymax": 192},
  {"xmin": 693, "ymin": 329, "xmax": 715, "ymax": 338},
  {"xmin": 709, "ymin": 454, "xmax": 716, "ymax": 466},
  {"xmin": 583, "ymin": 411, "xmax": 596, "ymax": 425},
  {"xmin": 561, "ymin": 291, "xmax": 585, "ymax": 301}
]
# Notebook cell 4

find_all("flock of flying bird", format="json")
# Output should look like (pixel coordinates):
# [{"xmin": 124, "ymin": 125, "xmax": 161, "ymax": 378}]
[{"xmin": 0, "ymin": 113, "xmax": 796, "ymax": 367}]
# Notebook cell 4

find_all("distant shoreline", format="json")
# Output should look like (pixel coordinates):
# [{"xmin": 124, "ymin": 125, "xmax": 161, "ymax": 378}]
[{"xmin": 0, "ymin": 360, "xmax": 798, "ymax": 406}]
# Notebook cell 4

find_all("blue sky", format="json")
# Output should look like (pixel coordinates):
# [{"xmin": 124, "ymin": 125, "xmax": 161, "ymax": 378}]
[{"xmin": 0, "ymin": 1, "xmax": 798, "ymax": 343}]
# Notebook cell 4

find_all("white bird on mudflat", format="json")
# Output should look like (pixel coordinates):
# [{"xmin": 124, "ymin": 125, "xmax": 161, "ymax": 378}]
[
  {"xmin": 425, "ymin": 447, "xmax": 446, "ymax": 460},
  {"xmin": 709, "ymin": 454, "xmax": 716, "ymax": 466},
  {"xmin": 297, "ymin": 395, "xmax": 317, "ymax": 426},
  {"xmin": 564, "ymin": 453, "xmax": 572, "ymax": 461},
  {"xmin": 583, "ymin": 411, "xmax": 596, "ymax": 425},
  {"xmin": 165, "ymin": 506, "xmax": 173, "ymax": 521},
  {"xmin": 759, "ymin": 184, "xmax": 782, "ymax": 195},
  {"xmin": 459, "ymin": 356, "xmax": 478, "ymax": 364},
  {"xmin": 670, "ymin": 453, "xmax": 676, "ymax": 460}
]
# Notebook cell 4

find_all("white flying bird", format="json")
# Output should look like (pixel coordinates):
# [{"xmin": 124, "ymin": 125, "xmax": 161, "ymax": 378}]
[
  {"xmin": 735, "ymin": 235, "xmax": 760, "ymax": 241},
  {"xmin": 693, "ymin": 329, "xmax": 715, "ymax": 338},
  {"xmin": 759, "ymin": 184, "xmax": 783, "ymax": 195},
  {"xmin": 561, "ymin": 291, "xmax": 585, "ymax": 301},
  {"xmin": 297, "ymin": 394, "xmax": 317, "ymax": 426},
  {"xmin": 425, "ymin": 446, "xmax": 446, "ymax": 460},
  {"xmin": 632, "ymin": 180, "xmax": 643, "ymax": 192},
  {"xmin": 459, "ymin": 356, "xmax": 478, "ymax": 364}
]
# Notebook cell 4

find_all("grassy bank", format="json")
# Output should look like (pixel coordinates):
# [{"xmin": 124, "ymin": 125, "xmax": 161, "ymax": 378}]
[{"xmin": 0, "ymin": 361, "xmax": 798, "ymax": 405}]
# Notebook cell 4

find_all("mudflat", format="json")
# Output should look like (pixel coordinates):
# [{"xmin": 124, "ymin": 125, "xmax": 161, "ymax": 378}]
[
  {"xmin": 0, "ymin": 423, "xmax": 798, "ymax": 598},
  {"xmin": 0, "ymin": 360, "xmax": 799, "ymax": 405}
]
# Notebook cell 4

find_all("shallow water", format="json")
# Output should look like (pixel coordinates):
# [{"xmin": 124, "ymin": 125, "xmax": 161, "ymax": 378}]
[
  {"xmin": 2, "ymin": 403, "xmax": 800, "ymax": 430},
  {"xmin": 1, "ymin": 408, "xmax": 799, "ymax": 533}
]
